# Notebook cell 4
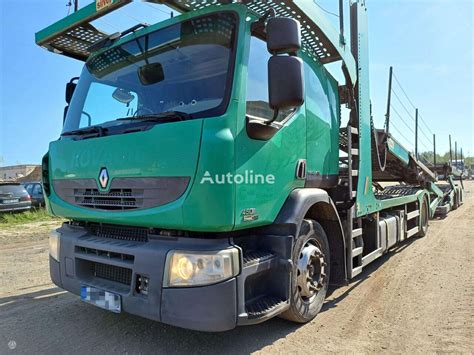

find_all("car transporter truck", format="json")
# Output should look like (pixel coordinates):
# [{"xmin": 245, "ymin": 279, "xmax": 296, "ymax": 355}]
[{"xmin": 35, "ymin": 0, "xmax": 464, "ymax": 331}]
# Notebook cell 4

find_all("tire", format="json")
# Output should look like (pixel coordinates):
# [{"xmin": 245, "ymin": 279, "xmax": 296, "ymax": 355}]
[
  {"xmin": 452, "ymin": 191, "xmax": 459, "ymax": 210},
  {"xmin": 417, "ymin": 197, "xmax": 429, "ymax": 237},
  {"xmin": 279, "ymin": 219, "xmax": 330, "ymax": 323}
]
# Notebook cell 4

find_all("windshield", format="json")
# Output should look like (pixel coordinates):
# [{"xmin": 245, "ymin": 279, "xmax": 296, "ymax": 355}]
[{"xmin": 63, "ymin": 12, "xmax": 238, "ymax": 133}]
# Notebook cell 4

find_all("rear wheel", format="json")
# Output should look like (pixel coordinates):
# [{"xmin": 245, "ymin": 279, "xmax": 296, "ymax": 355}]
[
  {"xmin": 279, "ymin": 219, "xmax": 330, "ymax": 323},
  {"xmin": 452, "ymin": 191, "xmax": 459, "ymax": 210},
  {"xmin": 417, "ymin": 197, "xmax": 429, "ymax": 237}
]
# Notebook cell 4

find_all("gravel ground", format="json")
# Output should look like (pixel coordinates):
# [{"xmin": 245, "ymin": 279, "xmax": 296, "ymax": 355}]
[{"xmin": 1, "ymin": 181, "xmax": 473, "ymax": 354}]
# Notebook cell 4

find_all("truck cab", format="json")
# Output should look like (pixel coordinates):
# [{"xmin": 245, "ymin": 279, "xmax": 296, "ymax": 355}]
[
  {"xmin": 39, "ymin": 2, "xmax": 347, "ymax": 331},
  {"xmin": 47, "ymin": 5, "xmax": 341, "ymax": 232},
  {"xmin": 38, "ymin": 0, "xmax": 442, "ymax": 332}
]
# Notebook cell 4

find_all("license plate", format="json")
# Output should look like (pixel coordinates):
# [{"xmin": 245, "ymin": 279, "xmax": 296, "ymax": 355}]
[
  {"xmin": 2, "ymin": 199, "xmax": 18, "ymax": 204},
  {"xmin": 80, "ymin": 286, "xmax": 121, "ymax": 313}
]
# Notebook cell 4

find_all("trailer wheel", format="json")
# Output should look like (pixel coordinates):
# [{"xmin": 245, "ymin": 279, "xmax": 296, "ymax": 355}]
[
  {"xmin": 417, "ymin": 197, "xmax": 429, "ymax": 237},
  {"xmin": 279, "ymin": 219, "xmax": 330, "ymax": 323},
  {"xmin": 452, "ymin": 191, "xmax": 459, "ymax": 210}
]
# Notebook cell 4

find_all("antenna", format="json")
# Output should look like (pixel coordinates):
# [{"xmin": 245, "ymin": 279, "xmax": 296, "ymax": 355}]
[
  {"xmin": 455, "ymin": 141, "xmax": 458, "ymax": 164},
  {"xmin": 449, "ymin": 135, "xmax": 452, "ymax": 163},
  {"xmin": 415, "ymin": 109, "xmax": 419, "ymax": 159},
  {"xmin": 339, "ymin": 0, "xmax": 345, "ymax": 45},
  {"xmin": 385, "ymin": 66, "xmax": 393, "ymax": 134}
]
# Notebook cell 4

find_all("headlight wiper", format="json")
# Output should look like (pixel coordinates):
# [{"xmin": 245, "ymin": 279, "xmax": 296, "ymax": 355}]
[
  {"xmin": 61, "ymin": 125, "xmax": 107, "ymax": 137},
  {"xmin": 117, "ymin": 111, "xmax": 192, "ymax": 122}
]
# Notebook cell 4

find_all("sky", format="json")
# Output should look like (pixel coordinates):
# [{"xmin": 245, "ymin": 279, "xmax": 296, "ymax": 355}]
[{"xmin": 0, "ymin": 0, "xmax": 472, "ymax": 166}]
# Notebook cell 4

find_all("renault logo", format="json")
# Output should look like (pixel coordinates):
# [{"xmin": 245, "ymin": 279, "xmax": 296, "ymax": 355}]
[{"xmin": 98, "ymin": 167, "xmax": 109, "ymax": 189}]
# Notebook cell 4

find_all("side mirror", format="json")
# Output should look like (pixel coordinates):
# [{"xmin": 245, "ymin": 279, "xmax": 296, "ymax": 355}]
[
  {"xmin": 65, "ymin": 77, "xmax": 79, "ymax": 104},
  {"xmin": 246, "ymin": 17, "xmax": 304, "ymax": 141},
  {"xmin": 266, "ymin": 17, "xmax": 301, "ymax": 55},
  {"xmin": 268, "ymin": 56, "xmax": 304, "ymax": 111},
  {"xmin": 267, "ymin": 17, "xmax": 304, "ymax": 113}
]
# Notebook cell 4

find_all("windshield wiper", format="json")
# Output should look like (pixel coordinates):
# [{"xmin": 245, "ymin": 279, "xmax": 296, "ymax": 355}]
[
  {"xmin": 61, "ymin": 125, "xmax": 107, "ymax": 137},
  {"xmin": 117, "ymin": 111, "xmax": 192, "ymax": 122}
]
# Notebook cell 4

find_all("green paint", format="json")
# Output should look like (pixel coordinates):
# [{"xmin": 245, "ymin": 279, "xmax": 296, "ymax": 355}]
[
  {"xmin": 387, "ymin": 136, "xmax": 410, "ymax": 165},
  {"xmin": 41, "ymin": 1, "xmax": 440, "ymax": 235},
  {"xmin": 49, "ymin": 119, "xmax": 203, "ymax": 229},
  {"xmin": 42, "ymin": 4, "xmax": 344, "ymax": 232}
]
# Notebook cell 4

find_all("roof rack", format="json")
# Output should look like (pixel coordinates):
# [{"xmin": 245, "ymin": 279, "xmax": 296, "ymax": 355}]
[
  {"xmin": 148, "ymin": 0, "xmax": 356, "ymax": 83},
  {"xmin": 35, "ymin": 0, "xmax": 356, "ymax": 83},
  {"xmin": 35, "ymin": 0, "xmax": 132, "ymax": 61}
]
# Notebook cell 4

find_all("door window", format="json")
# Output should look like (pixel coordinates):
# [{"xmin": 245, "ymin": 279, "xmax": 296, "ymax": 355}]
[
  {"xmin": 246, "ymin": 36, "xmax": 295, "ymax": 122},
  {"xmin": 33, "ymin": 184, "xmax": 43, "ymax": 195}
]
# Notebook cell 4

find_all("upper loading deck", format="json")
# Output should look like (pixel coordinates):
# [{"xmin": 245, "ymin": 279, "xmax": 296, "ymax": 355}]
[{"xmin": 35, "ymin": 0, "xmax": 356, "ymax": 81}]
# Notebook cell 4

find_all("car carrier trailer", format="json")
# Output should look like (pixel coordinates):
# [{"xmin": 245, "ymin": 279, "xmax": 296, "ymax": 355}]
[{"xmin": 36, "ymin": 0, "xmax": 463, "ymax": 331}]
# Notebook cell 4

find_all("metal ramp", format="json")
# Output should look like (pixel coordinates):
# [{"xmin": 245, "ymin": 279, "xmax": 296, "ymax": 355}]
[{"xmin": 340, "ymin": 122, "xmax": 437, "ymax": 186}]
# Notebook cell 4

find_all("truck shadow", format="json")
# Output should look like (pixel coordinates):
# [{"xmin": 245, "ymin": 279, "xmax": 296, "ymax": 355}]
[
  {"xmin": 323, "ymin": 236, "xmax": 419, "ymax": 312},
  {"xmin": 0, "ymin": 238, "xmax": 420, "ymax": 354},
  {"xmin": 1, "ymin": 288, "xmax": 300, "ymax": 354}
]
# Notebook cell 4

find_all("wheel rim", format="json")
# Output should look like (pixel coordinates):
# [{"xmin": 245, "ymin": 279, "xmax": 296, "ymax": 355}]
[{"xmin": 296, "ymin": 240, "xmax": 327, "ymax": 301}]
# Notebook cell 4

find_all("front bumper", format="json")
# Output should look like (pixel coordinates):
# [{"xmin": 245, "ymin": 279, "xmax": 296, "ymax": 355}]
[{"xmin": 50, "ymin": 223, "xmax": 292, "ymax": 331}]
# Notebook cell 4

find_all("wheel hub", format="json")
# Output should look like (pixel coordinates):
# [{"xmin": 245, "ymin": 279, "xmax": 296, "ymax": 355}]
[{"xmin": 296, "ymin": 242, "xmax": 327, "ymax": 299}]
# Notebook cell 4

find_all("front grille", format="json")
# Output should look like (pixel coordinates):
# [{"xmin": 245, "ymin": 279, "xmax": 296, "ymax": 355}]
[
  {"xmin": 93, "ymin": 262, "xmax": 132, "ymax": 286},
  {"xmin": 75, "ymin": 188, "xmax": 142, "ymax": 210},
  {"xmin": 53, "ymin": 177, "xmax": 190, "ymax": 211},
  {"xmin": 76, "ymin": 246, "xmax": 134, "ymax": 263},
  {"xmin": 86, "ymin": 223, "xmax": 149, "ymax": 243}
]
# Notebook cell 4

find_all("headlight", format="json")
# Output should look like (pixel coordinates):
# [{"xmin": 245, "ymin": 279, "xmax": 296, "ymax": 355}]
[
  {"xmin": 164, "ymin": 249, "xmax": 240, "ymax": 287},
  {"xmin": 49, "ymin": 230, "xmax": 61, "ymax": 262}
]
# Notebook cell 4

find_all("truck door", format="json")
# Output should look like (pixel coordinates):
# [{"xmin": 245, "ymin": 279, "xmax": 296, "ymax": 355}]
[{"xmin": 234, "ymin": 35, "xmax": 306, "ymax": 229}]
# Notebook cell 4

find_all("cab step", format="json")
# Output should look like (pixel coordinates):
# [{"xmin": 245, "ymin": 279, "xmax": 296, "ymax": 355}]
[
  {"xmin": 243, "ymin": 250, "xmax": 275, "ymax": 267},
  {"xmin": 245, "ymin": 296, "xmax": 287, "ymax": 320}
]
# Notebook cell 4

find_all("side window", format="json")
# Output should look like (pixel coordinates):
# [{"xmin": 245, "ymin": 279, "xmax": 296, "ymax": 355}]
[
  {"xmin": 246, "ymin": 36, "xmax": 295, "ymax": 122},
  {"xmin": 305, "ymin": 63, "xmax": 331, "ymax": 123},
  {"xmin": 33, "ymin": 184, "xmax": 42, "ymax": 195},
  {"xmin": 26, "ymin": 184, "xmax": 33, "ymax": 194}
]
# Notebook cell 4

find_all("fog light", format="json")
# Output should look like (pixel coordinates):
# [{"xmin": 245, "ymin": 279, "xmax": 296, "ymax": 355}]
[
  {"xmin": 164, "ymin": 249, "xmax": 240, "ymax": 287},
  {"xmin": 135, "ymin": 274, "xmax": 150, "ymax": 296},
  {"xmin": 49, "ymin": 230, "xmax": 61, "ymax": 262}
]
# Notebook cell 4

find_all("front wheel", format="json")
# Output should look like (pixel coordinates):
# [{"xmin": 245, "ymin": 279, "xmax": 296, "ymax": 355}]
[{"xmin": 279, "ymin": 219, "xmax": 330, "ymax": 323}]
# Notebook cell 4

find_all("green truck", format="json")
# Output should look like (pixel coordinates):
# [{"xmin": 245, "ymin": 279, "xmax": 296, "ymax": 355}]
[{"xmin": 36, "ymin": 0, "xmax": 463, "ymax": 331}]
